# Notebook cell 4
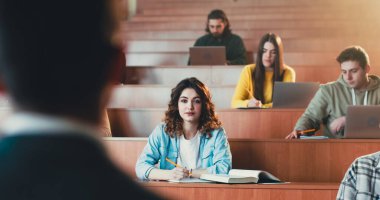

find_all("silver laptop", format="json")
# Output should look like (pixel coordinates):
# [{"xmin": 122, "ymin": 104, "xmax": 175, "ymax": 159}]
[
  {"xmin": 344, "ymin": 105, "xmax": 380, "ymax": 138},
  {"xmin": 189, "ymin": 46, "xmax": 226, "ymax": 65},
  {"xmin": 272, "ymin": 82, "xmax": 319, "ymax": 108}
]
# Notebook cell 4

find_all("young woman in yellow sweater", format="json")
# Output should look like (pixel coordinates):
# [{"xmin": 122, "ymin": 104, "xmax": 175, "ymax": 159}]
[{"xmin": 231, "ymin": 33, "xmax": 296, "ymax": 108}]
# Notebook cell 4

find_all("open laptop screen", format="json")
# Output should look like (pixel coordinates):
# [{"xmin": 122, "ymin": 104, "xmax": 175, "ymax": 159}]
[
  {"xmin": 344, "ymin": 105, "xmax": 380, "ymax": 138},
  {"xmin": 272, "ymin": 82, "xmax": 319, "ymax": 108},
  {"xmin": 189, "ymin": 46, "xmax": 226, "ymax": 65}
]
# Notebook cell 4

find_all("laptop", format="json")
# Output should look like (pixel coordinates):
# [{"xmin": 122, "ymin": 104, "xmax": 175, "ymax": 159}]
[
  {"xmin": 272, "ymin": 82, "xmax": 319, "ymax": 108},
  {"xmin": 189, "ymin": 46, "xmax": 226, "ymax": 65},
  {"xmin": 344, "ymin": 105, "xmax": 380, "ymax": 138}
]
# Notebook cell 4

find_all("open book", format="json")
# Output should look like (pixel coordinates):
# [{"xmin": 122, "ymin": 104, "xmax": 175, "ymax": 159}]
[{"xmin": 200, "ymin": 169, "xmax": 281, "ymax": 184}]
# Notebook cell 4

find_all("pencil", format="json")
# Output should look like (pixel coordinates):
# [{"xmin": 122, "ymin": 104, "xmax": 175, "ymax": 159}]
[
  {"xmin": 297, "ymin": 128, "xmax": 316, "ymax": 135},
  {"xmin": 165, "ymin": 157, "xmax": 182, "ymax": 168}
]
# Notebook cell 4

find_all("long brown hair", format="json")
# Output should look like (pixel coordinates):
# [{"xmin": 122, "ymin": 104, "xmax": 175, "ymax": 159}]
[
  {"xmin": 164, "ymin": 77, "xmax": 221, "ymax": 137},
  {"xmin": 253, "ymin": 33, "xmax": 285, "ymax": 102}
]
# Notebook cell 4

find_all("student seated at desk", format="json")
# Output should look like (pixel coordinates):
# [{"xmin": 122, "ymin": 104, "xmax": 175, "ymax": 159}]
[
  {"xmin": 286, "ymin": 46, "xmax": 380, "ymax": 139},
  {"xmin": 189, "ymin": 9, "xmax": 247, "ymax": 65},
  {"xmin": 231, "ymin": 33, "xmax": 295, "ymax": 108},
  {"xmin": 136, "ymin": 77, "xmax": 232, "ymax": 180}
]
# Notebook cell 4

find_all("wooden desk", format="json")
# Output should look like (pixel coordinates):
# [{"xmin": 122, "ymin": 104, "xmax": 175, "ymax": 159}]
[
  {"xmin": 125, "ymin": 29, "xmax": 373, "ymax": 40},
  {"xmin": 106, "ymin": 108, "xmax": 308, "ymax": 138},
  {"xmin": 126, "ymin": 38, "xmax": 379, "ymax": 53},
  {"xmin": 123, "ymin": 52, "xmax": 355, "ymax": 67},
  {"xmin": 137, "ymin": 4, "xmax": 371, "ymax": 16},
  {"xmin": 137, "ymin": 0, "xmax": 377, "ymax": 9},
  {"xmin": 104, "ymin": 138, "xmax": 380, "ymax": 182},
  {"xmin": 108, "ymin": 85, "xmax": 235, "ymax": 109},
  {"xmin": 141, "ymin": 181, "xmax": 339, "ymax": 200},
  {"xmin": 124, "ymin": 20, "xmax": 378, "ymax": 31},
  {"xmin": 123, "ymin": 65, "xmax": 341, "ymax": 85}
]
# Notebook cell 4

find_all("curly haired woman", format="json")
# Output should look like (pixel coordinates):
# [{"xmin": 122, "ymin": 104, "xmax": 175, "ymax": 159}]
[{"xmin": 136, "ymin": 77, "xmax": 232, "ymax": 180}]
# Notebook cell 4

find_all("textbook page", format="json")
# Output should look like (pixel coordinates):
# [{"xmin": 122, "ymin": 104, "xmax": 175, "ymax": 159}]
[
  {"xmin": 200, "ymin": 174, "xmax": 258, "ymax": 183},
  {"xmin": 229, "ymin": 169, "xmax": 281, "ymax": 183}
]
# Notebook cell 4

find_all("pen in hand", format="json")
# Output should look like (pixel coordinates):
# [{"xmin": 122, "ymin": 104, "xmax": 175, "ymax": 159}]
[
  {"xmin": 165, "ymin": 157, "xmax": 182, "ymax": 168},
  {"xmin": 165, "ymin": 158, "xmax": 192, "ymax": 178}
]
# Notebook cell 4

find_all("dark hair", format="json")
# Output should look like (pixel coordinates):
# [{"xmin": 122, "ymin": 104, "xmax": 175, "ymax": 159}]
[
  {"xmin": 205, "ymin": 9, "xmax": 232, "ymax": 35},
  {"xmin": 0, "ymin": 0, "xmax": 119, "ymax": 121},
  {"xmin": 164, "ymin": 77, "xmax": 221, "ymax": 137},
  {"xmin": 253, "ymin": 33, "xmax": 285, "ymax": 102},
  {"xmin": 336, "ymin": 46, "xmax": 370, "ymax": 69}
]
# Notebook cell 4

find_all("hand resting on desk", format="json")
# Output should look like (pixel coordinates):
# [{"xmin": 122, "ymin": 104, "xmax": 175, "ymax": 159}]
[
  {"xmin": 148, "ymin": 167, "xmax": 190, "ymax": 181},
  {"xmin": 248, "ymin": 98, "xmax": 262, "ymax": 108}
]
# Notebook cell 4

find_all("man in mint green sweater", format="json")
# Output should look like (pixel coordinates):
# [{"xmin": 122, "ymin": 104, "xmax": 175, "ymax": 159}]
[{"xmin": 286, "ymin": 46, "xmax": 380, "ymax": 139}]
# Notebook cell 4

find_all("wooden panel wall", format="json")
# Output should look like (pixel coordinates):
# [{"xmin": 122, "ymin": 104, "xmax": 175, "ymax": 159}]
[
  {"xmin": 104, "ymin": 138, "xmax": 380, "ymax": 182},
  {"xmin": 106, "ymin": 108, "xmax": 312, "ymax": 138},
  {"xmin": 143, "ymin": 182, "xmax": 339, "ymax": 200}
]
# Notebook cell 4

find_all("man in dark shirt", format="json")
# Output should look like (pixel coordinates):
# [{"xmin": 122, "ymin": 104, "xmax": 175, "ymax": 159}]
[
  {"xmin": 0, "ymin": 0, "xmax": 162, "ymax": 199},
  {"xmin": 190, "ymin": 9, "xmax": 247, "ymax": 65}
]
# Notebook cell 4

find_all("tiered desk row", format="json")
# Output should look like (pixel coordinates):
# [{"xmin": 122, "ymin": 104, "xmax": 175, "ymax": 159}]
[
  {"xmin": 106, "ymin": 108, "xmax": 309, "ymax": 138},
  {"xmin": 106, "ymin": 0, "xmax": 380, "ymax": 199},
  {"xmin": 104, "ymin": 138, "xmax": 380, "ymax": 200},
  {"xmin": 120, "ymin": 65, "xmax": 345, "ymax": 85}
]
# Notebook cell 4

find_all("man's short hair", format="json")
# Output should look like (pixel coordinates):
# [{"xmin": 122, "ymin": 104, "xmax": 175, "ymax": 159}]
[
  {"xmin": 336, "ymin": 46, "xmax": 370, "ymax": 69},
  {"xmin": 0, "ymin": 0, "xmax": 119, "ymax": 114},
  {"xmin": 205, "ymin": 9, "xmax": 231, "ymax": 35}
]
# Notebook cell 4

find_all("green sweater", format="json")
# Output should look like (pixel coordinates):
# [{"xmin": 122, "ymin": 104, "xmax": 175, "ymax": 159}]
[
  {"xmin": 193, "ymin": 33, "xmax": 247, "ymax": 65},
  {"xmin": 294, "ymin": 75, "xmax": 380, "ymax": 138}
]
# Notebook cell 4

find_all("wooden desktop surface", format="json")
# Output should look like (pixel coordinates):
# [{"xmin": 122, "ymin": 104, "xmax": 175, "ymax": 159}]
[{"xmin": 140, "ymin": 181, "xmax": 339, "ymax": 200}]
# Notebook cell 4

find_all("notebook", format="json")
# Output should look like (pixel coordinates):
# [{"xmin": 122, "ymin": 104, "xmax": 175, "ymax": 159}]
[
  {"xmin": 272, "ymin": 82, "xmax": 319, "ymax": 108},
  {"xmin": 189, "ymin": 46, "xmax": 226, "ymax": 65},
  {"xmin": 344, "ymin": 105, "xmax": 380, "ymax": 138},
  {"xmin": 168, "ymin": 177, "xmax": 212, "ymax": 183},
  {"xmin": 200, "ymin": 169, "xmax": 281, "ymax": 184}
]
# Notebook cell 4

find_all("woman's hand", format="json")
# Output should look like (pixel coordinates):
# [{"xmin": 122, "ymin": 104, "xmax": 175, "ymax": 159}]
[
  {"xmin": 248, "ymin": 98, "xmax": 262, "ymax": 108},
  {"xmin": 166, "ymin": 167, "xmax": 190, "ymax": 180}
]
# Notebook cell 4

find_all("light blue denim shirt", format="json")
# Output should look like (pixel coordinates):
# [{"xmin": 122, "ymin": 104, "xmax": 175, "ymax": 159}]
[{"xmin": 135, "ymin": 123, "xmax": 232, "ymax": 180}]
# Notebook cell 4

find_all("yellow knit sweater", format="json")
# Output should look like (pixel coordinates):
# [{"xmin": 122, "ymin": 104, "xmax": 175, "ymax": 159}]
[{"xmin": 231, "ymin": 64, "xmax": 296, "ymax": 108}]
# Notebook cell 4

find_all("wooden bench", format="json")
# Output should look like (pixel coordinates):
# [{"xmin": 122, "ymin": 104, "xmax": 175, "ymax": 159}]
[{"xmin": 106, "ymin": 108, "xmax": 313, "ymax": 138}]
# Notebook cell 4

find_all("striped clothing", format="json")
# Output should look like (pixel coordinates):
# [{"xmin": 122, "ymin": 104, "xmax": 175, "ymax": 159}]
[{"xmin": 337, "ymin": 151, "xmax": 380, "ymax": 200}]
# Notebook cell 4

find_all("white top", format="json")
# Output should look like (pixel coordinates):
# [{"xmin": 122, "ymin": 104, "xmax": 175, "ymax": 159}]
[{"xmin": 177, "ymin": 132, "xmax": 201, "ymax": 169}]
